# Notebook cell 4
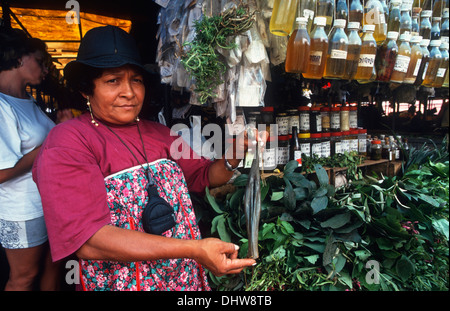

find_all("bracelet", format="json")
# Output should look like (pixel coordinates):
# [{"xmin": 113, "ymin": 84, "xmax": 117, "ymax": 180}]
[{"xmin": 224, "ymin": 158, "xmax": 238, "ymax": 171}]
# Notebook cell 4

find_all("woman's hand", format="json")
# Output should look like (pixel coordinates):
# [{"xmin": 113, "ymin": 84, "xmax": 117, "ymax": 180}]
[{"xmin": 193, "ymin": 238, "xmax": 256, "ymax": 276}]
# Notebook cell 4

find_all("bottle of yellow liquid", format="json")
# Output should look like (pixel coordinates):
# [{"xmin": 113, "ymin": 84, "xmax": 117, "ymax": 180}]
[
  {"xmin": 299, "ymin": 0, "xmax": 317, "ymax": 34},
  {"xmin": 354, "ymin": 24, "xmax": 377, "ymax": 81},
  {"xmin": 388, "ymin": 0, "xmax": 402, "ymax": 33},
  {"xmin": 285, "ymin": 17, "xmax": 311, "ymax": 73},
  {"xmin": 303, "ymin": 17, "xmax": 329, "ymax": 79},
  {"xmin": 414, "ymin": 39, "xmax": 431, "ymax": 86},
  {"xmin": 316, "ymin": 0, "xmax": 335, "ymax": 35},
  {"xmin": 391, "ymin": 33, "xmax": 412, "ymax": 83},
  {"xmin": 432, "ymin": 42, "xmax": 449, "ymax": 87},
  {"xmin": 343, "ymin": 22, "xmax": 362, "ymax": 80},
  {"xmin": 422, "ymin": 39, "xmax": 443, "ymax": 86},
  {"xmin": 404, "ymin": 35, "xmax": 424, "ymax": 84},
  {"xmin": 270, "ymin": 0, "xmax": 300, "ymax": 36},
  {"xmin": 324, "ymin": 19, "xmax": 349, "ymax": 79},
  {"xmin": 364, "ymin": 0, "xmax": 387, "ymax": 44}
]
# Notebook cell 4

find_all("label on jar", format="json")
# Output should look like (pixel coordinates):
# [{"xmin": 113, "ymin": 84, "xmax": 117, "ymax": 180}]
[
  {"xmin": 358, "ymin": 54, "xmax": 376, "ymax": 67},
  {"xmin": 422, "ymin": 63, "xmax": 429, "ymax": 79},
  {"xmin": 350, "ymin": 138, "xmax": 359, "ymax": 152},
  {"xmin": 331, "ymin": 113, "xmax": 340, "ymax": 130},
  {"xmin": 330, "ymin": 49, "xmax": 348, "ymax": 60},
  {"xmin": 349, "ymin": 111, "xmax": 358, "ymax": 129},
  {"xmin": 314, "ymin": 114, "xmax": 322, "ymax": 132},
  {"xmin": 276, "ymin": 116, "xmax": 289, "ymax": 135},
  {"xmin": 299, "ymin": 113, "xmax": 310, "ymax": 131},
  {"xmin": 288, "ymin": 116, "xmax": 299, "ymax": 134},
  {"xmin": 309, "ymin": 51, "xmax": 323, "ymax": 66},
  {"xmin": 294, "ymin": 150, "xmax": 302, "ymax": 166},
  {"xmin": 393, "ymin": 55, "xmax": 411, "ymax": 73},
  {"xmin": 341, "ymin": 139, "xmax": 350, "ymax": 153},
  {"xmin": 335, "ymin": 141, "xmax": 343, "ymax": 154},
  {"xmin": 311, "ymin": 142, "xmax": 322, "ymax": 158},
  {"xmin": 300, "ymin": 143, "xmax": 310, "ymax": 157},
  {"xmin": 262, "ymin": 147, "xmax": 276, "ymax": 169},
  {"xmin": 321, "ymin": 140, "xmax": 331, "ymax": 158},
  {"xmin": 436, "ymin": 67, "xmax": 447, "ymax": 78},
  {"xmin": 358, "ymin": 138, "xmax": 366, "ymax": 153},
  {"xmin": 413, "ymin": 59, "xmax": 422, "ymax": 76},
  {"xmin": 277, "ymin": 146, "xmax": 289, "ymax": 165}
]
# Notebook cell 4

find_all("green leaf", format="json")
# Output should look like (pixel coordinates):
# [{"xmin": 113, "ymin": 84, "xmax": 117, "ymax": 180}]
[
  {"xmin": 314, "ymin": 164, "xmax": 329, "ymax": 186},
  {"xmin": 205, "ymin": 187, "xmax": 224, "ymax": 214},
  {"xmin": 320, "ymin": 213, "xmax": 351, "ymax": 229},
  {"xmin": 311, "ymin": 195, "xmax": 328, "ymax": 214},
  {"xmin": 232, "ymin": 174, "xmax": 249, "ymax": 187},
  {"xmin": 284, "ymin": 160, "xmax": 298, "ymax": 174},
  {"xmin": 432, "ymin": 218, "xmax": 449, "ymax": 240},
  {"xmin": 395, "ymin": 255, "xmax": 415, "ymax": 281},
  {"xmin": 283, "ymin": 180, "xmax": 296, "ymax": 211},
  {"xmin": 304, "ymin": 254, "xmax": 319, "ymax": 264},
  {"xmin": 271, "ymin": 191, "xmax": 284, "ymax": 201},
  {"xmin": 217, "ymin": 216, "xmax": 231, "ymax": 242}
]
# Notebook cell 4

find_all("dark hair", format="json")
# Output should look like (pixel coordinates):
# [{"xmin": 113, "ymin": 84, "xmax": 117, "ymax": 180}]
[{"xmin": 0, "ymin": 28, "xmax": 48, "ymax": 72}]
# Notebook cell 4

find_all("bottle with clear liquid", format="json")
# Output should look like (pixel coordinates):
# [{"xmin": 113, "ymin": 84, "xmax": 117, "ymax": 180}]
[
  {"xmin": 343, "ymin": 22, "xmax": 363, "ymax": 79},
  {"xmin": 376, "ymin": 31, "xmax": 399, "ymax": 81},
  {"xmin": 336, "ymin": 0, "xmax": 349, "ymax": 21},
  {"xmin": 391, "ymin": 33, "xmax": 412, "ymax": 83},
  {"xmin": 420, "ymin": 10, "xmax": 432, "ymax": 40},
  {"xmin": 286, "ymin": 17, "xmax": 311, "ymax": 73},
  {"xmin": 354, "ymin": 24, "xmax": 378, "ymax": 80},
  {"xmin": 324, "ymin": 19, "xmax": 349, "ymax": 79},
  {"xmin": 399, "ymin": 4, "xmax": 412, "ymax": 36},
  {"xmin": 432, "ymin": 42, "xmax": 449, "ymax": 87},
  {"xmin": 404, "ymin": 35, "xmax": 424, "ymax": 83},
  {"xmin": 364, "ymin": 0, "xmax": 387, "ymax": 44},
  {"xmin": 317, "ymin": 0, "xmax": 335, "ymax": 35},
  {"xmin": 431, "ymin": 17, "xmax": 441, "ymax": 40},
  {"xmin": 414, "ymin": 39, "xmax": 431, "ymax": 85},
  {"xmin": 412, "ymin": 14, "xmax": 420, "ymax": 35},
  {"xmin": 441, "ymin": 9, "xmax": 449, "ymax": 40},
  {"xmin": 422, "ymin": 39, "xmax": 443, "ymax": 86},
  {"xmin": 299, "ymin": 0, "xmax": 317, "ymax": 34},
  {"xmin": 422, "ymin": 0, "xmax": 433, "ymax": 11},
  {"xmin": 380, "ymin": 0, "xmax": 389, "ymax": 37},
  {"xmin": 388, "ymin": 0, "xmax": 402, "ymax": 33},
  {"xmin": 270, "ymin": 0, "xmax": 300, "ymax": 36},
  {"xmin": 349, "ymin": 0, "xmax": 364, "ymax": 26},
  {"xmin": 303, "ymin": 17, "xmax": 329, "ymax": 79},
  {"xmin": 433, "ymin": 0, "xmax": 447, "ymax": 17}
]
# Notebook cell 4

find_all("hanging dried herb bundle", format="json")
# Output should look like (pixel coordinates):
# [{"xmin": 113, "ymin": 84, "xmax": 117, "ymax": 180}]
[{"xmin": 181, "ymin": 3, "xmax": 256, "ymax": 104}]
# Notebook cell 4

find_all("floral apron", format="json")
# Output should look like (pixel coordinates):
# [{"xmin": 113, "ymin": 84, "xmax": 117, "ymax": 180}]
[{"xmin": 79, "ymin": 159, "xmax": 210, "ymax": 291}]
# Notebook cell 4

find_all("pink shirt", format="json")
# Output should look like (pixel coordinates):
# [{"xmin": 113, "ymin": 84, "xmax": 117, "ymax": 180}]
[{"xmin": 32, "ymin": 113, "xmax": 212, "ymax": 261}]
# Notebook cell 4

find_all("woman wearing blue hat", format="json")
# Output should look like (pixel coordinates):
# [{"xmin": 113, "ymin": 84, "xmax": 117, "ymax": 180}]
[{"xmin": 32, "ymin": 25, "xmax": 257, "ymax": 291}]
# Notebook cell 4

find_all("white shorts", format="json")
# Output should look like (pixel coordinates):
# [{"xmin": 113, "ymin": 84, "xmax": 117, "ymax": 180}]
[{"xmin": 0, "ymin": 216, "xmax": 48, "ymax": 249}]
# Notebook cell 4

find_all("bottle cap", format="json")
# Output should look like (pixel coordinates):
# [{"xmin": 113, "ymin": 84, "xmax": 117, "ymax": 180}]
[
  {"xmin": 296, "ymin": 17, "xmax": 308, "ymax": 24},
  {"xmin": 440, "ymin": 42, "xmax": 449, "ymax": 49},
  {"xmin": 421, "ymin": 10, "xmax": 432, "ymax": 17},
  {"xmin": 363, "ymin": 24, "xmax": 375, "ymax": 32},
  {"xmin": 430, "ymin": 40, "xmax": 442, "ymax": 46},
  {"xmin": 420, "ymin": 39, "xmax": 430, "ymax": 46},
  {"xmin": 400, "ymin": 33, "xmax": 411, "ymax": 42},
  {"xmin": 387, "ymin": 31, "xmax": 399, "ymax": 40},
  {"xmin": 314, "ymin": 17, "xmax": 327, "ymax": 26},
  {"xmin": 411, "ymin": 35, "xmax": 422, "ymax": 43},
  {"xmin": 334, "ymin": 19, "xmax": 346, "ymax": 28},
  {"xmin": 348, "ymin": 22, "xmax": 360, "ymax": 29}
]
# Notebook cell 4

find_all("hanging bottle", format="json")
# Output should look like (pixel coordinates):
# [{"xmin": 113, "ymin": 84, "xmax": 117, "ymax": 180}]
[
  {"xmin": 354, "ymin": 24, "xmax": 378, "ymax": 81},
  {"xmin": 286, "ymin": 17, "xmax": 311, "ymax": 73},
  {"xmin": 404, "ymin": 35, "xmax": 424, "ymax": 84},
  {"xmin": 391, "ymin": 33, "xmax": 412, "ymax": 83},
  {"xmin": 422, "ymin": 39, "xmax": 443, "ymax": 86},
  {"xmin": 380, "ymin": 0, "xmax": 389, "ymax": 38},
  {"xmin": 411, "ymin": 13, "xmax": 420, "ymax": 35},
  {"xmin": 343, "ymin": 22, "xmax": 363, "ymax": 80},
  {"xmin": 289, "ymin": 126, "xmax": 302, "ymax": 165},
  {"xmin": 299, "ymin": 0, "xmax": 317, "ymax": 34},
  {"xmin": 422, "ymin": 0, "xmax": 433, "ymax": 11},
  {"xmin": 399, "ymin": 4, "xmax": 413, "ymax": 36},
  {"xmin": 414, "ymin": 39, "xmax": 431, "ymax": 85},
  {"xmin": 336, "ymin": 0, "xmax": 349, "ymax": 21},
  {"xmin": 324, "ymin": 19, "xmax": 349, "ymax": 79},
  {"xmin": 420, "ymin": 10, "xmax": 432, "ymax": 40},
  {"xmin": 349, "ymin": 0, "xmax": 364, "ymax": 26},
  {"xmin": 441, "ymin": 9, "xmax": 449, "ymax": 42},
  {"xmin": 270, "ymin": 0, "xmax": 300, "ymax": 36},
  {"xmin": 431, "ymin": 42, "xmax": 449, "ymax": 87},
  {"xmin": 388, "ymin": 0, "xmax": 402, "ymax": 33},
  {"xmin": 303, "ymin": 17, "xmax": 329, "ymax": 79},
  {"xmin": 364, "ymin": 0, "xmax": 387, "ymax": 44},
  {"xmin": 431, "ymin": 17, "xmax": 441, "ymax": 40},
  {"xmin": 433, "ymin": 0, "xmax": 447, "ymax": 17},
  {"xmin": 413, "ymin": 0, "xmax": 423, "ymax": 16},
  {"xmin": 443, "ymin": 67, "xmax": 449, "ymax": 87},
  {"xmin": 316, "ymin": 0, "xmax": 335, "ymax": 35},
  {"xmin": 376, "ymin": 31, "xmax": 399, "ymax": 81}
]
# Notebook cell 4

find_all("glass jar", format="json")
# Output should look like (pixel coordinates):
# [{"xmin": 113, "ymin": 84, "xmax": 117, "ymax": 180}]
[
  {"xmin": 341, "ymin": 130, "xmax": 351, "ymax": 153},
  {"xmin": 287, "ymin": 109, "xmax": 300, "ymax": 135},
  {"xmin": 290, "ymin": 126, "xmax": 302, "ymax": 165},
  {"xmin": 331, "ymin": 131, "xmax": 343, "ymax": 155},
  {"xmin": 349, "ymin": 105, "xmax": 358, "ymax": 129},
  {"xmin": 349, "ymin": 0, "xmax": 363, "ymax": 25},
  {"xmin": 349, "ymin": 129, "xmax": 359, "ymax": 153},
  {"xmin": 277, "ymin": 135, "xmax": 289, "ymax": 170},
  {"xmin": 340, "ymin": 106, "xmax": 350, "ymax": 131},
  {"xmin": 262, "ymin": 135, "xmax": 277, "ymax": 172},
  {"xmin": 391, "ymin": 33, "xmax": 412, "ymax": 83},
  {"xmin": 422, "ymin": 39, "xmax": 443, "ymax": 86},
  {"xmin": 358, "ymin": 128, "xmax": 367, "ymax": 156},
  {"xmin": 298, "ymin": 132, "xmax": 311, "ymax": 158},
  {"xmin": 285, "ymin": 17, "xmax": 311, "ymax": 73},
  {"xmin": 376, "ymin": 31, "xmax": 399, "ymax": 82},
  {"xmin": 298, "ymin": 106, "xmax": 311, "ymax": 133},
  {"xmin": 354, "ymin": 24, "xmax": 377, "ymax": 81},
  {"xmin": 399, "ymin": 4, "xmax": 412, "ymax": 36},
  {"xmin": 343, "ymin": 22, "xmax": 362, "ymax": 80},
  {"xmin": 303, "ymin": 16, "xmax": 329, "ymax": 79},
  {"xmin": 371, "ymin": 139, "xmax": 382, "ymax": 160},
  {"xmin": 330, "ymin": 106, "xmax": 341, "ymax": 132},
  {"xmin": 414, "ymin": 39, "xmax": 431, "ymax": 85},
  {"xmin": 431, "ymin": 17, "xmax": 441, "ymax": 41},
  {"xmin": 432, "ymin": 41, "xmax": 449, "ymax": 88},
  {"xmin": 310, "ymin": 106, "xmax": 322, "ymax": 133},
  {"xmin": 420, "ymin": 10, "xmax": 432, "ymax": 41},
  {"xmin": 316, "ymin": 0, "xmax": 334, "ymax": 35},
  {"xmin": 324, "ymin": 19, "xmax": 349, "ymax": 79},
  {"xmin": 310, "ymin": 133, "xmax": 322, "ymax": 158},
  {"xmin": 364, "ymin": 0, "xmax": 387, "ymax": 44},
  {"xmin": 276, "ymin": 112, "xmax": 289, "ymax": 136},
  {"xmin": 321, "ymin": 132, "xmax": 331, "ymax": 158},
  {"xmin": 388, "ymin": 0, "xmax": 402, "ymax": 33},
  {"xmin": 320, "ymin": 106, "xmax": 331, "ymax": 132},
  {"xmin": 404, "ymin": 35, "xmax": 424, "ymax": 84},
  {"xmin": 269, "ymin": 0, "xmax": 300, "ymax": 36}
]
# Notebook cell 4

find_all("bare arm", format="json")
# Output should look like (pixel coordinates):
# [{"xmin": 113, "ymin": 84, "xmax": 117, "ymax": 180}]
[
  {"xmin": 0, "ymin": 146, "xmax": 41, "ymax": 184},
  {"xmin": 76, "ymin": 225, "xmax": 255, "ymax": 276}
]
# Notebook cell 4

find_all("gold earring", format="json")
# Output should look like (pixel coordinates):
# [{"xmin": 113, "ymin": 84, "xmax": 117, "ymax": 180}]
[{"xmin": 87, "ymin": 97, "xmax": 98, "ymax": 127}]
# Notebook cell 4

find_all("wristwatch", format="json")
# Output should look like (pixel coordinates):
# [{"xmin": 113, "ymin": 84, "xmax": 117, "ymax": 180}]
[{"xmin": 224, "ymin": 158, "xmax": 238, "ymax": 171}]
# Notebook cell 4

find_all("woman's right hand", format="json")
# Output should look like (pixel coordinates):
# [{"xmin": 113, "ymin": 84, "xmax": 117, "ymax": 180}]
[{"xmin": 193, "ymin": 238, "xmax": 256, "ymax": 276}]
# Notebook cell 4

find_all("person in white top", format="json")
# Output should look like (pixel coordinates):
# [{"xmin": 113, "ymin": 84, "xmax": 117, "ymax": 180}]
[{"xmin": 0, "ymin": 28, "xmax": 59, "ymax": 290}]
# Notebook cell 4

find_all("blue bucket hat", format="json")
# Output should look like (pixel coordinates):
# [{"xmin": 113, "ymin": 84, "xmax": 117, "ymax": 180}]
[{"xmin": 64, "ymin": 25, "xmax": 144, "ymax": 79}]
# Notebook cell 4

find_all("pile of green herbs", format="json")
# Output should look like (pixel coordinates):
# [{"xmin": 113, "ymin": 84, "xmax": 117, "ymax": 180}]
[
  {"xmin": 203, "ymin": 139, "xmax": 449, "ymax": 291},
  {"xmin": 181, "ymin": 4, "xmax": 255, "ymax": 104}
]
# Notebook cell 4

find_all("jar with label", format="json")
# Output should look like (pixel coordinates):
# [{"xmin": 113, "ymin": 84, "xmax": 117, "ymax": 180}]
[
  {"xmin": 262, "ymin": 135, "xmax": 277, "ymax": 172},
  {"xmin": 285, "ymin": 17, "xmax": 311, "ymax": 73},
  {"xmin": 399, "ymin": 4, "xmax": 412, "ymax": 36},
  {"xmin": 349, "ymin": 130, "xmax": 359, "ymax": 153},
  {"xmin": 420, "ymin": 10, "xmax": 432, "ymax": 40},
  {"xmin": 290, "ymin": 127, "xmax": 302, "ymax": 166},
  {"xmin": 382, "ymin": 137, "xmax": 393, "ymax": 161},
  {"xmin": 371, "ymin": 139, "xmax": 382, "ymax": 160},
  {"xmin": 287, "ymin": 109, "xmax": 300, "ymax": 134},
  {"xmin": 404, "ymin": 35, "xmax": 423, "ymax": 84},
  {"xmin": 276, "ymin": 112, "xmax": 289, "ymax": 136},
  {"xmin": 269, "ymin": 0, "xmax": 300, "ymax": 36},
  {"xmin": 349, "ymin": 0, "xmax": 363, "ymax": 25},
  {"xmin": 310, "ymin": 106, "xmax": 322, "ymax": 133},
  {"xmin": 299, "ymin": 0, "xmax": 316, "ymax": 33},
  {"xmin": 277, "ymin": 135, "xmax": 289, "ymax": 170},
  {"xmin": 349, "ymin": 105, "xmax": 358, "ymax": 129},
  {"xmin": 391, "ymin": 33, "xmax": 412, "ymax": 83},
  {"xmin": 298, "ymin": 132, "xmax": 311, "ymax": 158},
  {"xmin": 432, "ymin": 42, "xmax": 449, "ymax": 88},
  {"xmin": 364, "ymin": 0, "xmax": 386, "ymax": 44},
  {"xmin": 340, "ymin": 106, "xmax": 350, "ymax": 131},
  {"xmin": 310, "ymin": 133, "xmax": 322, "ymax": 158},
  {"xmin": 320, "ymin": 106, "xmax": 331, "ymax": 132},
  {"xmin": 298, "ymin": 106, "xmax": 311, "ymax": 133},
  {"xmin": 343, "ymin": 22, "xmax": 362, "ymax": 80},
  {"xmin": 376, "ymin": 31, "xmax": 399, "ymax": 81},
  {"xmin": 388, "ymin": 0, "xmax": 401, "ymax": 33},
  {"xmin": 431, "ymin": 17, "xmax": 441, "ymax": 41},
  {"xmin": 422, "ymin": 40, "xmax": 443, "ymax": 86},
  {"xmin": 324, "ymin": 19, "xmax": 349, "ymax": 79},
  {"xmin": 414, "ymin": 39, "xmax": 431, "ymax": 85},
  {"xmin": 303, "ymin": 16, "xmax": 329, "ymax": 79},
  {"xmin": 341, "ymin": 131, "xmax": 351, "ymax": 153},
  {"xmin": 330, "ymin": 106, "xmax": 341, "ymax": 132},
  {"xmin": 358, "ymin": 128, "xmax": 367, "ymax": 156},
  {"xmin": 321, "ymin": 132, "xmax": 331, "ymax": 158},
  {"xmin": 331, "ymin": 131, "xmax": 343, "ymax": 156},
  {"xmin": 354, "ymin": 24, "xmax": 377, "ymax": 81}
]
